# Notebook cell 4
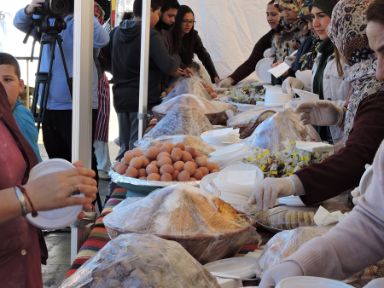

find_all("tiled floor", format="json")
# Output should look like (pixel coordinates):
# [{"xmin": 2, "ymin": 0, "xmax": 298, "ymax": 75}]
[{"xmin": 40, "ymin": 141, "xmax": 119, "ymax": 287}]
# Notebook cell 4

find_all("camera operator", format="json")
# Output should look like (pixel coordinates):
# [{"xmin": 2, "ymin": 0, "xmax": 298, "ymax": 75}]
[{"xmin": 13, "ymin": 0, "xmax": 109, "ymax": 174}]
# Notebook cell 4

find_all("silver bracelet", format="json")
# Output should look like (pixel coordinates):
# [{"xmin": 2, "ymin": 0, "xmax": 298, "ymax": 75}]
[{"xmin": 14, "ymin": 186, "xmax": 29, "ymax": 216}]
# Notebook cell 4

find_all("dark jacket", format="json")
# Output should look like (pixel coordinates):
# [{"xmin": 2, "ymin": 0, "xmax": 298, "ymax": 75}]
[
  {"xmin": 110, "ymin": 20, "xmax": 180, "ymax": 112},
  {"xmin": 297, "ymin": 92, "xmax": 384, "ymax": 205},
  {"xmin": 178, "ymin": 30, "xmax": 219, "ymax": 83},
  {"xmin": 229, "ymin": 29, "xmax": 275, "ymax": 84}
]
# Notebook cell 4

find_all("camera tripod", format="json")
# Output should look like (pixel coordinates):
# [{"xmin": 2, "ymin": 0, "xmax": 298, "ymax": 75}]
[{"xmin": 30, "ymin": 31, "xmax": 72, "ymax": 131}]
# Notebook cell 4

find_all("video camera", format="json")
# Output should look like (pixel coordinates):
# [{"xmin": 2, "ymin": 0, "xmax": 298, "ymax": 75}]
[
  {"xmin": 32, "ymin": 0, "xmax": 74, "ymax": 34},
  {"xmin": 34, "ymin": 0, "xmax": 74, "ymax": 18}
]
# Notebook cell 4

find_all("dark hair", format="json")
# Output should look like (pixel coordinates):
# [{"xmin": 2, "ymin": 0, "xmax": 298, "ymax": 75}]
[
  {"xmin": 133, "ymin": 0, "xmax": 163, "ymax": 17},
  {"xmin": 0, "ymin": 53, "xmax": 21, "ymax": 79},
  {"xmin": 161, "ymin": 0, "xmax": 180, "ymax": 13},
  {"xmin": 170, "ymin": 5, "xmax": 194, "ymax": 55},
  {"xmin": 367, "ymin": 0, "xmax": 384, "ymax": 25}
]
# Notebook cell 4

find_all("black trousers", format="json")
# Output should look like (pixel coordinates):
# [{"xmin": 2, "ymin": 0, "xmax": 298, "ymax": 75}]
[{"xmin": 42, "ymin": 109, "xmax": 99, "ymax": 180}]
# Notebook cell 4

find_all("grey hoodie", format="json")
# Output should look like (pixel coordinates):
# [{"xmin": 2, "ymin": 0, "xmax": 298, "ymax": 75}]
[{"xmin": 110, "ymin": 20, "xmax": 180, "ymax": 112}]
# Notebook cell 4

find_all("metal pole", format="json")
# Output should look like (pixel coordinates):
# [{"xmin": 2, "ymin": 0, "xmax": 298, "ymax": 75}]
[
  {"xmin": 71, "ymin": 0, "xmax": 94, "ymax": 263},
  {"xmin": 138, "ymin": 0, "xmax": 151, "ymax": 139}
]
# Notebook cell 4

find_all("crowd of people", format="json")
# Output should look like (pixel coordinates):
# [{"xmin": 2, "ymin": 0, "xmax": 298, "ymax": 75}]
[{"xmin": 1, "ymin": 0, "xmax": 384, "ymax": 286}]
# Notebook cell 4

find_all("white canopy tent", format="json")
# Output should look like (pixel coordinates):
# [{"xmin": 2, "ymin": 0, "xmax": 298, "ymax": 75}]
[{"xmin": 71, "ymin": 0, "xmax": 270, "ymax": 260}]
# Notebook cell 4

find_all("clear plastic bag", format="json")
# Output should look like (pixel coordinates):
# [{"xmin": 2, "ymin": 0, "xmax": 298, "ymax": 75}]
[
  {"xmin": 144, "ymin": 107, "xmax": 213, "ymax": 140},
  {"xmin": 247, "ymin": 109, "xmax": 320, "ymax": 152},
  {"xmin": 163, "ymin": 76, "xmax": 212, "ymax": 102},
  {"xmin": 60, "ymin": 233, "xmax": 220, "ymax": 288},
  {"xmin": 104, "ymin": 184, "xmax": 260, "ymax": 263},
  {"xmin": 255, "ymin": 226, "xmax": 331, "ymax": 276},
  {"xmin": 154, "ymin": 93, "xmax": 234, "ymax": 115}
]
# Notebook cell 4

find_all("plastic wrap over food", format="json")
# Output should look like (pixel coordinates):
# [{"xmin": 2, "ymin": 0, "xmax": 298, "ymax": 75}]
[
  {"xmin": 255, "ymin": 226, "xmax": 331, "ymax": 276},
  {"xmin": 163, "ymin": 76, "xmax": 212, "ymax": 101},
  {"xmin": 60, "ymin": 233, "xmax": 220, "ymax": 288},
  {"xmin": 144, "ymin": 107, "xmax": 213, "ymax": 140},
  {"xmin": 255, "ymin": 206, "xmax": 317, "ymax": 231},
  {"xmin": 104, "ymin": 184, "xmax": 260, "ymax": 263},
  {"xmin": 247, "ymin": 109, "xmax": 320, "ymax": 152},
  {"xmin": 153, "ymin": 93, "xmax": 234, "ymax": 115},
  {"xmin": 227, "ymin": 107, "xmax": 276, "ymax": 128}
]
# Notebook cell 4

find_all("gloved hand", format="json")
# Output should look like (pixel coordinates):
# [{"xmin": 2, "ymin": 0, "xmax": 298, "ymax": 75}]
[
  {"xmin": 282, "ymin": 77, "xmax": 305, "ymax": 94},
  {"xmin": 363, "ymin": 278, "xmax": 384, "ymax": 288},
  {"xmin": 296, "ymin": 100, "xmax": 345, "ymax": 126},
  {"xmin": 263, "ymin": 48, "xmax": 275, "ymax": 58},
  {"xmin": 218, "ymin": 77, "xmax": 234, "ymax": 88},
  {"xmin": 350, "ymin": 188, "xmax": 361, "ymax": 206},
  {"xmin": 259, "ymin": 261, "xmax": 304, "ymax": 288},
  {"xmin": 249, "ymin": 177, "xmax": 295, "ymax": 211}
]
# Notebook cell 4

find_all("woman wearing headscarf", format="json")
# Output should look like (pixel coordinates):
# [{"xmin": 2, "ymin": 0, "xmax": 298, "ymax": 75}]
[
  {"xmin": 272, "ymin": 0, "xmax": 308, "ymax": 63},
  {"xmin": 249, "ymin": 0, "xmax": 384, "ymax": 211},
  {"xmin": 284, "ymin": 0, "xmax": 350, "ymax": 144},
  {"xmin": 259, "ymin": 2, "xmax": 384, "ymax": 285},
  {"xmin": 169, "ymin": 5, "xmax": 220, "ymax": 83}
]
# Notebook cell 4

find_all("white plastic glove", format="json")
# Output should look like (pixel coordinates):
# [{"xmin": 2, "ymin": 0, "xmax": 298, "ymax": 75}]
[
  {"xmin": 350, "ymin": 188, "xmax": 361, "ymax": 206},
  {"xmin": 218, "ymin": 77, "xmax": 234, "ymax": 88},
  {"xmin": 259, "ymin": 261, "xmax": 304, "ymax": 288},
  {"xmin": 249, "ymin": 177, "xmax": 295, "ymax": 211},
  {"xmin": 282, "ymin": 77, "xmax": 305, "ymax": 94},
  {"xmin": 296, "ymin": 100, "xmax": 345, "ymax": 126},
  {"xmin": 363, "ymin": 278, "xmax": 384, "ymax": 288},
  {"xmin": 263, "ymin": 48, "xmax": 275, "ymax": 58}
]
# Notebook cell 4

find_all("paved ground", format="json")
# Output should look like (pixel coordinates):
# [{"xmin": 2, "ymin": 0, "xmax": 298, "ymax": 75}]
[{"xmin": 40, "ymin": 140, "xmax": 118, "ymax": 287}]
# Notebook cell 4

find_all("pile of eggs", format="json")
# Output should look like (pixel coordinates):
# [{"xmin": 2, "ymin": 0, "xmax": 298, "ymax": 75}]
[{"xmin": 113, "ymin": 142, "xmax": 220, "ymax": 182}]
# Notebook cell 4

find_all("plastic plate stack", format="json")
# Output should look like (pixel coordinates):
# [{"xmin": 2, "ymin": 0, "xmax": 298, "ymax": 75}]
[
  {"xmin": 26, "ymin": 159, "xmax": 82, "ymax": 229},
  {"xmin": 200, "ymin": 163, "xmax": 264, "ymax": 210},
  {"xmin": 201, "ymin": 128, "xmax": 240, "ymax": 147}
]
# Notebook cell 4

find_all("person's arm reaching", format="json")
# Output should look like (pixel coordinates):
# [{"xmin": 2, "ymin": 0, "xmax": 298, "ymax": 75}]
[
  {"xmin": 193, "ymin": 31, "xmax": 219, "ymax": 83},
  {"xmin": 150, "ymin": 30, "xmax": 181, "ymax": 76},
  {"xmin": 261, "ymin": 141, "xmax": 384, "ymax": 286}
]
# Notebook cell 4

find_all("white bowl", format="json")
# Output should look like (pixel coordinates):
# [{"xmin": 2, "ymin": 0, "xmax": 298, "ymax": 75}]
[{"xmin": 26, "ymin": 159, "xmax": 83, "ymax": 229}]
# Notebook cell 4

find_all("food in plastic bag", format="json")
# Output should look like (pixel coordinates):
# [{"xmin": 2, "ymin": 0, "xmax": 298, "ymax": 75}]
[
  {"xmin": 163, "ymin": 76, "xmax": 213, "ymax": 101},
  {"xmin": 155, "ymin": 94, "xmax": 233, "ymax": 114},
  {"xmin": 60, "ymin": 233, "xmax": 220, "ymax": 288},
  {"xmin": 247, "ymin": 109, "xmax": 320, "ymax": 152},
  {"xmin": 104, "ymin": 184, "xmax": 260, "ymax": 263},
  {"xmin": 144, "ymin": 107, "xmax": 213, "ymax": 140},
  {"xmin": 255, "ymin": 206, "xmax": 316, "ymax": 230},
  {"xmin": 255, "ymin": 226, "xmax": 331, "ymax": 276}
]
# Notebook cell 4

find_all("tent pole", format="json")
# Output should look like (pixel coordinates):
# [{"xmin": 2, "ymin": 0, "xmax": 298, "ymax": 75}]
[
  {"xmin": 71, "ymin": 0, "xmax": 94, "ymax": 264},
  {"xmin": 138, "ymin": 0, "xmax": 151, "ymax": 139}
]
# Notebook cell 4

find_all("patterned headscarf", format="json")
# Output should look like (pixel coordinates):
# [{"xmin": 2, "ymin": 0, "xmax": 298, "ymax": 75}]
[
  {"xmin": 299, "ymin": 0, "xmax": 313, "ymax": 21},
  {"xmin": 278, "ymin": 0, "xmax": 302, "ymax": 12},
  {"xmin": 328, "ymin": 0, "xmax": 384, "ymax": 139}
]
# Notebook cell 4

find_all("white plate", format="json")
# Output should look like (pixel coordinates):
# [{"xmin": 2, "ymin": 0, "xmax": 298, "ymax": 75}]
[
  {"xmin": 255, "ymin": 58, "xmax": 274, "ymax": 83},
  {"xmin": 293, "ymin": 88, "xmax": 319, "ymax": 101},
  {"xmin": 277, "ymin": 276, "xmax": 353, "ymax": 288},
  {"xmin": 204, "ymin": 257, "xmax": 259, "ymax": 280},
  {"xmin": 26, "ymin": 159, "xmax": 82, "ymax": 229}
]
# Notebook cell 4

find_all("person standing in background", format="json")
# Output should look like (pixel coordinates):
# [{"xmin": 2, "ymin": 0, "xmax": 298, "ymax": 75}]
[
  {"xmin": 169, "ymin": 5, "xmax": 220, "ymax": 84},
  {"xmin": 13, "ymin": 0, "xmax": 109, "ymax": 179},
  {"xmin": 94, "ymin": 2, "xmax": 112, "ymax": 180}
]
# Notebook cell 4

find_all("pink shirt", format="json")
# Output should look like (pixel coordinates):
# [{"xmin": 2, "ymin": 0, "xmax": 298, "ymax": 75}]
[{"xmin": 0, "ymin": 120, "xmax": 42, "ymax": 287}]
